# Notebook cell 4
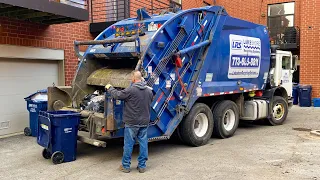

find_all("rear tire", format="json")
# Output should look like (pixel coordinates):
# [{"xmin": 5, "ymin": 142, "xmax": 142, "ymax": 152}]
[
  {"xmin": 213, "ymin": 100, "xmax": 239, "ymax": 138},
  {"xmin": 180, "ymin": 103, "xmax": 214, "ymax": 147},
  {"xmin": 268, "ymin": 96, "xmax": 288, "ymax": 125},
  {"xmin": 170, "ymin": 126, "xmax": 185, "ymax": 144}
]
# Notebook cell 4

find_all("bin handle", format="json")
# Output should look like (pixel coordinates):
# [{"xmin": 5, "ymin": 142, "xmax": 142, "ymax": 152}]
[{"xmin": 38, "ymin": 114, "xmax": 51, "ymax": 149}]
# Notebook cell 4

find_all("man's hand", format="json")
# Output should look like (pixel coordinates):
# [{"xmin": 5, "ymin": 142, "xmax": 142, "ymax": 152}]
[{"xmin": 105, "ymin": 84, "xmax": 112, "ymax": 90}]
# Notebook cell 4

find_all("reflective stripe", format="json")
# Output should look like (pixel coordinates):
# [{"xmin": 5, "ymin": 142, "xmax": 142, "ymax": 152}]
[
  {"xmin": 204, "ymin": 20, "xmax": 208, "ymax": 26},
  {"xmin": 194, "ymin": 36, "xmax": 198, "ymax": 42},
  {"xmin": 153, "ymin": 102, "xmax": 158, "ymax": 109},
  {"xmin": 202, "ymin": 90, "xmax": 253, "ymax": 96}
]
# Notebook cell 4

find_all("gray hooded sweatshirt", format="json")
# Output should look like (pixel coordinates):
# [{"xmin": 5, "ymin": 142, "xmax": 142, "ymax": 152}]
[{"xmin": 108, "ymin": 81, "xmax": 153, "ymax": 126}]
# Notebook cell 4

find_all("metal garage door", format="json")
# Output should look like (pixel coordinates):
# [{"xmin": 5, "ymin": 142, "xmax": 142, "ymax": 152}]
[{"xmin": 0, "ymin": 58, "xmax": 59, "ymax": 136}]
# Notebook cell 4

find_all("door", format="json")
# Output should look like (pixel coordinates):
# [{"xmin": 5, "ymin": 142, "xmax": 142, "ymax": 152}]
[
  {"xmin": 275, "ymin": 51, "xmax": 293, "ymax": 97},
  {"xmin": 281, "ymin": 55, "xmax": 293, "ymax": 97},
  {"xmin": 0, "ymin": 58, "xmax": 59, "ymax": 136}
]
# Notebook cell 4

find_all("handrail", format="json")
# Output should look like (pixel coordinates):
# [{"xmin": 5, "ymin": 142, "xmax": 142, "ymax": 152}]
[
  {"xmin": 74, "ymin": 36, "xmax": 139, "ymax": 58},
  {"xmin": 269, "ymin": 26, "xmax": 300, "ymax": 47}
]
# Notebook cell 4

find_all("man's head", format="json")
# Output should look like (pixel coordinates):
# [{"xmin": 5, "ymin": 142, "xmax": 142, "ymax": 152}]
[{"xmin": 131, "ymin": 70, "xmax": 142, "ymax": 83}]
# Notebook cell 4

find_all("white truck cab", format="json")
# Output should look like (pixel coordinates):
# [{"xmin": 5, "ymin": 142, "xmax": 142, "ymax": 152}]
[{"xmin": 270, "ymin": 50, "xmax": 298, "ymax": 98}]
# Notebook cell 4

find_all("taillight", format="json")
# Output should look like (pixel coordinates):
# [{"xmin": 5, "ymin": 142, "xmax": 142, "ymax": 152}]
[{"xmin": 255, "ymin": 90, "xmax": 263, "ymax": 97}]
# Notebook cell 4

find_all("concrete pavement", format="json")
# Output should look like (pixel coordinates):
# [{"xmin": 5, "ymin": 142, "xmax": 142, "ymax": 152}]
[{"xmin": 0, "ymin": 106, "xmax": 320, "ymax": 180}]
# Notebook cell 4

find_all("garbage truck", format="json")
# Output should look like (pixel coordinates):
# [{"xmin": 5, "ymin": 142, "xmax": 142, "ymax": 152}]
[{"xmin": 47, "ymin": 6, "xmax": 297, "ymax": 147}]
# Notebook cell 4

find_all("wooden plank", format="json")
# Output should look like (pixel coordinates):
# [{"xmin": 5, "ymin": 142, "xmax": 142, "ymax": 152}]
[{"xmin": 78, "ymin": 135, "xmax": 107, "ymax": 147}]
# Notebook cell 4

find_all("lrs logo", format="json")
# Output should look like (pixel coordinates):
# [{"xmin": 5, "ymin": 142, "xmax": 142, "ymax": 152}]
[{"xmin": 232, "ymin": 40, "xmax": 242, "ymax": 49}]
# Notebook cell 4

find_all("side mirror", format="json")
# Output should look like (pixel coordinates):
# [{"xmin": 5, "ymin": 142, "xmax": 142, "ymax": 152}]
[{"xmin": 292, "ymin": 55, "xmax": 298, "ymax": 71}]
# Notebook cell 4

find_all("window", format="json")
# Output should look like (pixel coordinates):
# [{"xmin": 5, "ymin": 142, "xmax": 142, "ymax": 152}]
[
  {"xmin": 268, "ymin": 2, "xmax": 295, "ymax": 44},
  {"xmin": 282, "ymin": 56, "xmax": 291, "ymax": 69}
]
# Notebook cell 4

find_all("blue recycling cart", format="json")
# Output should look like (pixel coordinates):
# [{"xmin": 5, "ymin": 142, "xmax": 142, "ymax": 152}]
[
  {"xmin": 299, "ymin": 85, "xmax": 312, "ymax": 107},
  {"xmin": 37, "ymin": 111, "xmax": 81, "ymax": 164},
  {"xmin": 292, "ymin": 84, "xmax": 299, "ymax": 105},
  {"xmin": 24, "ymin": 90, "xmax": 48, "ymax": 137},
  {"xmin": 313, "ymin": 98, "xmax": 320, "ymax": 107}
]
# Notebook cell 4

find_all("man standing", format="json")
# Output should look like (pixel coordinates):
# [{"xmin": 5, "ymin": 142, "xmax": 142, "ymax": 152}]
[{"xmin": 105, "ymin": 70, "xmax": 153, "ymax": 173}]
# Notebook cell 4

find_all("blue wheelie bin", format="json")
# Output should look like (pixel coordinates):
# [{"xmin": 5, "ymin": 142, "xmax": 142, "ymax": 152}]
[
  {"xmin": 299, "ymin": 85, "xmax": 312, "ymax": 107},
  {"xmin": 313, "ymin": 98, "xmax": 320, "ymax": 107},
  {"xmin": 24, "ymin": 90, "xmax": 48, "ymax": 137},
  {"xmin": 292, "ymin": 84, "xmax": 299, "ymax": 105},
  {"xmin": 37, "ymin": 111, "xmax": 81, "ymax": 164}
]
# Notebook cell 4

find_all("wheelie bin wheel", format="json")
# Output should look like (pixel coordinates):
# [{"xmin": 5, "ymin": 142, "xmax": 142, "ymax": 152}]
[
  {"xmin": 42, "ymin": 149, "xmax": 51, "ymax": 159},
  {"xmin": 24, "ymin": 127, "xmax": 32, "ymax": 136},
  {"xmin": 51, "ymin": 151, "xmax": 64, "ymax": 164}
]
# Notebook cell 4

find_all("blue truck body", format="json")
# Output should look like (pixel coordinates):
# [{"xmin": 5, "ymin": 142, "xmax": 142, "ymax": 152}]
[{"xmin": 68, "ymin": 6, "xmax": 274, "ymax": 142}]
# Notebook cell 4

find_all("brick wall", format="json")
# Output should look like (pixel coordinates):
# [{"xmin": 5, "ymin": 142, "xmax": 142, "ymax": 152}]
[
  {"xmin": 0, "ymin": 18, "xmax": 93, "ymax": 85},
  {"xmin": 182, "ymin": 0, "xmax": 299, "ymax": 25},
  {"xmin": 130, "ymin": 0, "xmax": 173, "ymax": 17},
  {"xmin": 92, "ymin": 0, "xmax": 108, "ymax": 22},
  {"xmin": 299, "ymin": 0, "xmax": 320, "ymax": 97},
  {"xmin": 182, "ymin": 0, "xmax": 212, "ymax": 9}
]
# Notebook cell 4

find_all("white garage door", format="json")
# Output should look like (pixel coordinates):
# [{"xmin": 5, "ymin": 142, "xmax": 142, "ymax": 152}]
[{"xmin": 0, "ymin": 58, "xmax": 59, "ymax": 136}]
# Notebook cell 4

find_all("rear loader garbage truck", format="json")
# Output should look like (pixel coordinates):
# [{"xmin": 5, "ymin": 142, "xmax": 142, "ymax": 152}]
[{"xmin": 46, "ymin": 6, "xmax": 296, "ymax": 148}]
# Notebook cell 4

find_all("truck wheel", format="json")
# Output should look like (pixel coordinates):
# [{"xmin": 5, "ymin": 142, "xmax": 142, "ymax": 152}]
[
  {"xmin": 213, "ymin": 100, "xmax": 239, "ymax": 138},
  {"xmin": 268, "ymin": 96, "xmax": 288, "ymax": 125},
  {"xmin": 180, "ymin": 103, "xmax": 214, "ymax": 147},
  {"xmin": 171, "ymin": 126, "xmax": 185, "ymax": 144}
]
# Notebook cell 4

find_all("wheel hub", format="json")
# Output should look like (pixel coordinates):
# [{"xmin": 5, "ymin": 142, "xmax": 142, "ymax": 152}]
[
  {"xmin": 273, "ymin": 103, "xmax": 284, "ymax": 120},
  {"xmin": 193, "ymin": 113, "xmax": 209, "ymax": 138},
  {"xmin": 223, "ymin": 109, "xmax": 236, "ymax": 131},
  {"xmin": 194, "ymin": 120, "xmax": 200, "ymax": 129}
]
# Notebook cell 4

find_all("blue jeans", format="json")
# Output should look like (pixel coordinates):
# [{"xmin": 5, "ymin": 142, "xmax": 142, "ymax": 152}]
[{"xmin": 122, "ymin": 126, "xmax": 148, "ymax": 169}]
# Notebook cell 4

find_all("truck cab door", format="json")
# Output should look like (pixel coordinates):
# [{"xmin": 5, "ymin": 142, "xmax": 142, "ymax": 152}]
[{"xmin": 276, "ymin": 52, "xmax": 293, "ymax": 98}]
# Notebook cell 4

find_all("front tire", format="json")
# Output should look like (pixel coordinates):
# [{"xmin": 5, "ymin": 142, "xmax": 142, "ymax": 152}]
[
  {"xmin": 268, "ymin": 96, "xmax": 288, "ymax": 125},
  {"xmin": 213, "ymin": 100, "xmax": 239, "ymax": 138},
  {"xmin": 180, "ymin": 103, "xmax": 214, "ymax": 147}
]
